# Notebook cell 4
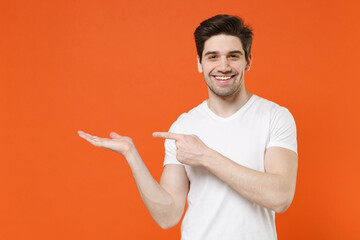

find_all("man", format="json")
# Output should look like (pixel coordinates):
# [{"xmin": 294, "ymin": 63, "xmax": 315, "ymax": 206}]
[{"xmin": 78, "ymin": 14, "xmax": 298, "ymax": 240}]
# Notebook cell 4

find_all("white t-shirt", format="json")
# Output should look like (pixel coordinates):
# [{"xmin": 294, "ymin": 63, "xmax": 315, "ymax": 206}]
[{"xmin": 164, "ymin": 95, "xmax": 297, "ymax": 240}]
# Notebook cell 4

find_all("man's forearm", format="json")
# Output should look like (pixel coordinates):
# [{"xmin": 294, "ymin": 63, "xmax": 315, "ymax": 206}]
[
  {"xmin": 78, "ymin": 130, "xmax": 186, "ymax": 229},
  {"xmin": 152, "ymin": 132, "xmax": 297, "ymax": 213},
  {"xmin": 124, "ymin": 148, "xmax": 182, "ymax": 229},
  {"xmin": 202, "ymin": 148, "xmax": 297, "ymax": 213}
]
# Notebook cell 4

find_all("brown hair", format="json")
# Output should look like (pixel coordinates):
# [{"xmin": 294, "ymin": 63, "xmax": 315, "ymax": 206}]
[{"xmin": 194, "ymin": 14, "xmax": 253, "ymax": 62}]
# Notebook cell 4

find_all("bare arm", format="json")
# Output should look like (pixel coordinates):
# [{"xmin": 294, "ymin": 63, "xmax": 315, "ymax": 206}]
[
  {"xmin": 78, "ymin": 131, "xmax": 189, "ymax": 229},
  {"xmin": 153, "ymin": 132, "xmax": 298, "ymax": 213},
  {"xmin": 203, "ymin": 146, "xmax": 298, "ymax": 213}
]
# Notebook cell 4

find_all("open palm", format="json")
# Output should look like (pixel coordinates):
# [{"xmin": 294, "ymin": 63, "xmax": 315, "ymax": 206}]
[{"xmin": 78, "ymin": 130, "xmax": 134, "ymax": 156}]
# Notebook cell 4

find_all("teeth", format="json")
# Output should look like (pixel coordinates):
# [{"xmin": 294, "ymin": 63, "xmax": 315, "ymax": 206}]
[{"xmin": 214, "ymin": 76, "xmax": 232, "ymax": 80}]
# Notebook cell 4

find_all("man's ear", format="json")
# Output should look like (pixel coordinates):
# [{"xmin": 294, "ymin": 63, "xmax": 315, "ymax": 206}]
[
  {"xmin": 197, "ymin": 56, "xmax": 203, "ymax": 73},
  {"xmin": 245, "ymin": 53, "xmax": 252, "ymax": 71}
]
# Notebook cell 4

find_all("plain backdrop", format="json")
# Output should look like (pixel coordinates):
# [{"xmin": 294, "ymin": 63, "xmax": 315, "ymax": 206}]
[{"xmin": 1, "ymin": 0, "xmax": 360, "ymax": 239}]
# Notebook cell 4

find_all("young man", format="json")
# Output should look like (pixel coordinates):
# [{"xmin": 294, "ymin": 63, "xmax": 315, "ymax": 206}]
[{"xmin": 78, "ymin": 15, "xmax": 298, "ymax": 240}]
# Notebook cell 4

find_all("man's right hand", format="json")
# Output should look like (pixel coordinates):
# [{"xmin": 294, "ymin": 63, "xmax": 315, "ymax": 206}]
[
  {"xmin": 77, "ymin": 130, "xmax": 189, "ymax": 229},
  {"xmin": 78, "ymin": 130, "xmax": 134, "ymax": 157}
]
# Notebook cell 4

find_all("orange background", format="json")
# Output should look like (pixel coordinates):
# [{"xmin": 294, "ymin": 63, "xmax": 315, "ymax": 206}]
[{"xmin": 1, "ymin": 0, "xmax": 360, "ymax": 239}]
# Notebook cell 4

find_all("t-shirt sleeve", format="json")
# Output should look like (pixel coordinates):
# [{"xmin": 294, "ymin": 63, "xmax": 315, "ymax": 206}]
[
  {"xmin": 163, "ymin": 119, "xmax": 184, "ymax": 166},
  {"xmin": 266, "ymin": 106, "xmax": 298, "ymax": 154}
]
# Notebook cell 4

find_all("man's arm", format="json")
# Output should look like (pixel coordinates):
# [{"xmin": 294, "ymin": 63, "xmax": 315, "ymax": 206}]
[
  {"xmin": 204, "ymin": 146, "xmax": 298, "ymax": 213},
  {"xmin": 78, "ymin": 131, "xmax": 189, "ymax": 229},
  {"xmin": 153, "ymin": 132, "xmax": 298, "ymax": 213}
]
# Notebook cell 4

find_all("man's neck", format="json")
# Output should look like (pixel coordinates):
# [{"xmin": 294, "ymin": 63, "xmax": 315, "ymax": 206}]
[{"xmin": 206, "ymin": 89, "xmax": 252, "ymax": 118}]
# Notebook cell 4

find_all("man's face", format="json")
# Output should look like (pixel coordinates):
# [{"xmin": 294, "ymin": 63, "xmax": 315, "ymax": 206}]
[{"xmin": 198, "ymin": 34, "xmax": 252, "ymax": 98}]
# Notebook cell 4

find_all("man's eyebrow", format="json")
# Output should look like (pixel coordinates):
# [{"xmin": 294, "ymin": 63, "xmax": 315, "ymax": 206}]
[
  {"xmin": 203, "ymin": 50, "xmax": 243, "ymax": 56},
  {"xmin": 203, "ymin": 51, "xmax": 218, "ymax": 56},
  {"xmin": 228, "ymin": 50, "xmax": 243, "ymax": 55}
]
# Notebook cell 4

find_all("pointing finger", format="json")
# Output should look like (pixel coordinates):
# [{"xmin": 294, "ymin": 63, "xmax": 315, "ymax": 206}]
[{"xmin": 152, "ymin": 132, "xmax": 183, "ymax": 140}]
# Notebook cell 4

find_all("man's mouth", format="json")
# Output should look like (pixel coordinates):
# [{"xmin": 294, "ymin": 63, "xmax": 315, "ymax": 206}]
[{"xmin": 211, "ymin": 74, "xmax": 236, "ymax": 83}]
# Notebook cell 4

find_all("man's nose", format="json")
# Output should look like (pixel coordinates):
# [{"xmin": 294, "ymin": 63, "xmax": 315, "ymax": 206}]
[{"xmin": 218, "ymin": 57, "xmax": 231, "ymax": 72}]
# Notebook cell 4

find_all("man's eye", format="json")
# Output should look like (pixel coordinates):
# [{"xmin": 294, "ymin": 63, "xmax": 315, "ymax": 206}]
[
  {"xmin": 208, "ymin": 55, "xmax": 217, "ymax": 59},
  {"xmin": 229, "ymin": 55, "xmax": 240, "ymax": 59}
]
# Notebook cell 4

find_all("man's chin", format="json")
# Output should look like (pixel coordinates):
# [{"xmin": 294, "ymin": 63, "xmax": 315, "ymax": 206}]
[{"xmin": 208, "ymin": 87, "xmax": 239, "ymax": 98}]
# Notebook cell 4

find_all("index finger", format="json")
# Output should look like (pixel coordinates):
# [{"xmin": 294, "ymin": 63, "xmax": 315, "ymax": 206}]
[{"xmin": 152, "ymin": 132, "xmax": 183, "ymax": 140}]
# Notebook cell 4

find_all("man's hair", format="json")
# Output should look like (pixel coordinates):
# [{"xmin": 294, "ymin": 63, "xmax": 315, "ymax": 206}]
[{"xmin": 194, "ymin": 14, "xmax": 253, "ymax": 62}]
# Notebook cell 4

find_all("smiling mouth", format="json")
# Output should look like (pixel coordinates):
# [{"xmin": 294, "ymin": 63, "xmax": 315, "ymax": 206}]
[{"xmin": 211, "ymin": 74, "xmax": 236, "ymax": 82}]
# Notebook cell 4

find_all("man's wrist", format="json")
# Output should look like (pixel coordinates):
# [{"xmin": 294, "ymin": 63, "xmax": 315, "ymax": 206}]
[
  {"xmin": 123, "ymin": 145, "xmax": 138, "ymax": 162},
  {"xmin": 200, "ymin": 147, "xmax": 217, "ymax": 169}
]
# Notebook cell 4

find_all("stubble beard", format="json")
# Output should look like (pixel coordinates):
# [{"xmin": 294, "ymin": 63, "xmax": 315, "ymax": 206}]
[{"xmin": 205, "ymin": 72, "xmax": 244, "ymax": 98}]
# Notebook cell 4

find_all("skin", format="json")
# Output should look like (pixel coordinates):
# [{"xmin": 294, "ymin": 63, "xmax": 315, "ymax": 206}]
[
  {"xmin": 78, "ymin": 34, "xmax": 298, "ymax": 229},
  {"xmin": 198, "ymin": 34, "xmax": 252, "ymax": 118},
  {"xmin": 78, "ymin": 130, "xmax": 189, "ymax": 229}
]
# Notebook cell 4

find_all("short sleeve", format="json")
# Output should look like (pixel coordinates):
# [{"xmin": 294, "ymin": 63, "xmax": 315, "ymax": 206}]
[
  {"xmin": 163, "ymin": 119, "xmax": 184, "ymax": 166},
  {"xmin": 266, "ymin": 107, "xmax": 298, "ymax": 154}
]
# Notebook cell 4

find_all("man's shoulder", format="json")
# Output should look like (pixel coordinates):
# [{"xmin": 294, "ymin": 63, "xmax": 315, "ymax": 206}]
[
  {"xmin": 252, "ymin": 95, "xmax": 292, "ymax": 114},
  {"xmin": 253, "ymin": 95, "xmax": 279, "ymax": 108},
  {"xmin": 253, "ymin": 95, "xmax": 296, "ymax": 129},
  {"xmin": 177, "ymin": 101, "xmax": 207, "ymax": 121},
  {"xmin": 169, "ymin": 101, "xmax": 207, "ymax": 132}
]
